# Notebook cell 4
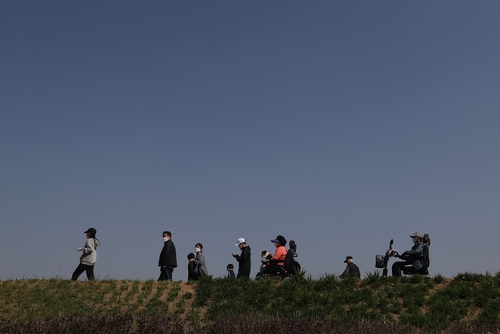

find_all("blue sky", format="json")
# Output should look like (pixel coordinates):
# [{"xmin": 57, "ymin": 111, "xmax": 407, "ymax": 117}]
[{"xmin": 1, "ymin": 1, "xmax": 499, "ymax": 281}]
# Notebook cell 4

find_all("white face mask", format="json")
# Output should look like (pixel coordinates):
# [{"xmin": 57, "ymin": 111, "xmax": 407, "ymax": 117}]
[
  {"xmin": 195, "ymin": 247, "xmax": 201, "ymax": 253},
  {"xmin": 163, "ymin": 237, "xmax": 169, "ymax": 242}
]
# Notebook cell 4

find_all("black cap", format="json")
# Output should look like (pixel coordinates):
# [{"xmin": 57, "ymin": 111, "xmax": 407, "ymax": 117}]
[
  {"xmin": 270, "ymin": 235, "xmax": 287, "ymax": 246},
  {"xmin": 84, "ymin": 228, "xmax": 97, "ymax": 234},
  {"xmin": 344, "ymin": 256, "xmax": 353, "ymax": 263}
]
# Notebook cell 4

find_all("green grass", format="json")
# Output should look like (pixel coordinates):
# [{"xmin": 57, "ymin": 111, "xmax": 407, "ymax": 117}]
[{"xmin": 1, "ymin": 273, "xmax": 500, "ymax": 333}]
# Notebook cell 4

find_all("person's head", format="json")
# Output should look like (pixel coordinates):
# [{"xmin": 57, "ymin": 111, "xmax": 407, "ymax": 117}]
[
  {"xmin": 163, "ymin": 231, "xmax": 171, "ymax": 242},
  {"xmin": 410, "ymin": 232, "xmax": 423, "ymax": 243},
  {"xmin": 235, "ymin": 238, "xmax": 246, "ymax": 249},
  {"xmin": 84, "ymin": 228, "xmax": 97, "ymax": 239},
  {"xmin": 270, "ymin": 235, "xmax": 287, "ymax": 248},
  {"xmin": 344, "ymin": 256, "xmax": 353, "ymax": 264},
  {"xmin": 187, "ymin": 253, "xmax": 195, "ymax": 262},
  {"xmin": 195, "ymin": 243, "xmax": 203, "ymax": 253},
  {"xmin": 227, "ymin": 263, "xmax": 234, "ymax": 271},
  {"xmin": 261, "ymin": 250, "xmax": 268, "ymax": 256}
]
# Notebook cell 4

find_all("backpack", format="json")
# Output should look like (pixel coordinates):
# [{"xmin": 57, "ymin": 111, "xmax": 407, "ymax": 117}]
[{"xmin": 192, "ymin": 260, "xmax": 202, "ymax": 278}]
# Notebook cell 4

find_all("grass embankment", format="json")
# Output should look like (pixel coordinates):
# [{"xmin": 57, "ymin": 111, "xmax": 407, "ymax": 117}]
[{"xmin": 0, "ymin": 272, "xmax": 499, "ymax": 333}]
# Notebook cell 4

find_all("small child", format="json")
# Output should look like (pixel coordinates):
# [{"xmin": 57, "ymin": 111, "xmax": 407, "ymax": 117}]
[
  {"xmin": 260, "ymin": 250, "xmax": 271, "ymax": 273},
  {"xmin": 187, "ymin": 253, "xmax": 199, "ymax": 281},
  {"xmin": 227, "ymin": 263, "xmax": 236, "ymax": 279}
]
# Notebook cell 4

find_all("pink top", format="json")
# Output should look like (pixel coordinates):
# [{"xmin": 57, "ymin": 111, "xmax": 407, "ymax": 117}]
[{"xmin": 270, "ymin": 245, "xmax": 287, "ymax": 266}]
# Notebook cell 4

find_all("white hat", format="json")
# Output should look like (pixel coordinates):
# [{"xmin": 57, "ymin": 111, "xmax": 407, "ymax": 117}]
[{"xmin": 235, "ymin": 238, "xmax": 246, "ymax": 246}]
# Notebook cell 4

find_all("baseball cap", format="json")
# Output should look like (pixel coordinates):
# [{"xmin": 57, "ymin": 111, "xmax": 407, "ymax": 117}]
[
  {"xmin": 84, "ymin": 228, "xmax": 97, "ymax": 234},
  {"xmin": 270, "ymin": 235, "xmax": 286, "ymax": 245},
  {"xmin": 235, "ymin": 238, "xmax": 246, "ymax": 246},
  {"xmin": 344, "ymin": 256, "xmax": 353, "ymax": 263},
  {"xmin": 410, "ymin": 232, "xmax": 423, "ymax": 238}
]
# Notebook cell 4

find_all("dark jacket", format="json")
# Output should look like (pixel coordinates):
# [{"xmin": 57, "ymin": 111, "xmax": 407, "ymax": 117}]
[
  {"xmin": 158, "ymin": 239, "xmax": 177, "ymax": 268},
  {"xmin": 401, "ymin": 241, "xmax": 424, "ymax": 270},
  {"xmin": 187, "ymin": 261, "xmax": 199, "ymax": 281},
  {"xmin": 340, "ymin": 263, "xmax": 361, "ymax": 278},
  {"xmin": 235, "ymin": 245, "xmax": 251, "ymax": 277}
]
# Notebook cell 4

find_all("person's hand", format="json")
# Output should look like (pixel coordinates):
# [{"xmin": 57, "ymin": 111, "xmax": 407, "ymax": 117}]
[
  {"xmin": 77, "ymin": 248, "xmax": 83, "ymax": 251},
  {"xmin": 231, "ymin": 253, "xmax": 237, "ymax": 258}
]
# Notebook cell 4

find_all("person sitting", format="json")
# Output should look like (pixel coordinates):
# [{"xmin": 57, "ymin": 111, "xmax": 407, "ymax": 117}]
[
  {"xmin": 392, "ymin": 232, "xmax": 424, "ymax": 276},
  {"xmin": 262, "ymin": 235, "xmax": 287, "ymax": 275},
  {"xmin": 259, "ymin": 250, "xmax": 271, "ymax": 274}
]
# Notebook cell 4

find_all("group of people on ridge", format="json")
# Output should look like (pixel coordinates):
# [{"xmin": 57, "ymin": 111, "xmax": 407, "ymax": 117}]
[
  {"xmin": 158, "ymin": 231, "xmax": 209, "ymax": 282},
  {"xmin": 70, "ymin": 228, "xmax": 427, "ymax": 281}
]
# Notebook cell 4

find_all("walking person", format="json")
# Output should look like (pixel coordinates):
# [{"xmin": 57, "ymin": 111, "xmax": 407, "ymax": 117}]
[
  {"xmin": 227, "ymin": 264, "xmax": 236, "ymax": 278},
  {"xmin": 232, "ymin": 237, "xmax": 251, "ymax": 278},
  {"xmin": 340, "ymin": 256, "xmax": 361, "ymax": 279},
  {"xmin": 194, "ymin": 243, "xmax": 208, "ymax": 277},
  {"xmin": 187, "ymin": 253, "xmax": 199, "ymax": 281},
  {"xmin": 158, "ymin": 231, "xmax": 177, "ymax": 281},
  {"xmin": 71, "ymin": 228, "xmax": 100, "ymax": 281}
]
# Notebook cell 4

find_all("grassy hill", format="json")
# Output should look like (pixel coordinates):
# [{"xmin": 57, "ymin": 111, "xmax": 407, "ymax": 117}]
[{"xmin": 1, "ymin": 272, "xmax": 499, "ymax": 333}]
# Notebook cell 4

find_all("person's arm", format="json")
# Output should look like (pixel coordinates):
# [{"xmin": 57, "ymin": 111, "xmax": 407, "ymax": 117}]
[
  {"xmin": 159, "ymin": 244, "xmax": 168, "ymax": 267},
  {"xmin": 240, "ymin": 247, "xmax": 250, "ymax": 263},
  {"xmin": 404, "ymin": 242, "xmax": 424, "ymax": 256},
  {"xmin": 187, "ymin": 262, "xmax": 194, "ymax": 280},
  {"xmin": 82, "ymin": 239, "xmax": 95, "ymax": 254},
  {"xmin": 269, "ymin": 247, "xmax": 287, "ymax": 264},
  {"xmin": 197, "ymin": 253, "xmax": 208, "ymax": 275},
  {"xmin": 339, "ymin": 266, "xmax": 350, "ymax": 278},
  {"xmin": 270, "ymin": 249, "xmax": 280, "ymax": 261}
]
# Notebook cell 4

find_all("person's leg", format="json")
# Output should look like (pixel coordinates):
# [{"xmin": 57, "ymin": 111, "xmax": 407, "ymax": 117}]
[
  {"xmin": 158, "ymin": 268, "xmax": 167, "ymax": 281},
  {"xmin": 71, "ymin": 263, "xmax": 86, "ymax": 281},
  {"xmin": 392, "ymin": 261, "xmax": 405, "ymax": 277},
  {"xmin": 85, "ymin": 265, "xmax": 95, "ymax": 280},
  {"xmin": 165, "ymin": 267, "xmax": 173, "ymax": 281},
  {"xmin": 237, "ymin": 272, "xmax": 249, "ymax": 278}
]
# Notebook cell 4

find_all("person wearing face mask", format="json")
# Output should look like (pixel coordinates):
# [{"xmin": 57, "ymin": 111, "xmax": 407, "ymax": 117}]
[
  {"xmin": 194, "ymin": 243, "xmax": 208, "ymax": 277},
  {"xmin": 262, "ymin": 235, "xmax": 287, "ymax": 275},
  {"xmin": 392, "ymin": 232, "xmax": 424, "ymax": 277},
  {"xmin": 158, "ymin": 231, "xmax": 177, "ymax": 281}
]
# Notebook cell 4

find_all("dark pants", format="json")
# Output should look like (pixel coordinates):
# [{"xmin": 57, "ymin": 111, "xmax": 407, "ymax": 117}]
[
  {"xmin": 71, "ymin": 263, "xmax": 95, "ymax": 281},
  {"xmin": 262, "ymin": 264, "xmax": 283, "ymax": 275},
  {"xmin": 237, "ymin": 272, "xmax": 249, "ymax": 278},
  {"xmin": 392, "ymin": 261, "xmax": 417, "ymax": 277},
  {"xmin": 158, "ymin": 266, "xmax": 174, "ymax": 281}
]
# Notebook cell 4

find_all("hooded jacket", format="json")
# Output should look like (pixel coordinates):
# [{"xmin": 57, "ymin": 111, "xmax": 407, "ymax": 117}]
[
  {"xmin": 80, "ymin": 238, "xmax": 100, "ymax": 266},
  {"xmin": 235, "ymin": 245, "xmax": 251, "ymax": 277}
]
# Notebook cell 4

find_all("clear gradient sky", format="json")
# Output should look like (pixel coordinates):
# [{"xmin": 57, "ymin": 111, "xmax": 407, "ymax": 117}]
[{"xmin": 1, "ymin": 1, "xmax": 499, "ymax": 281}]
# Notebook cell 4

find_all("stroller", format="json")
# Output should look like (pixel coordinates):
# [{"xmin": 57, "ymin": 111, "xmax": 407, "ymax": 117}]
[
  {"xmin": 255, "ymin": 240, "xmax": 301, "ymax": 280},
  {"xmin": 375, "ymin": 233, "xmax": 431, "ymax": 277}
]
